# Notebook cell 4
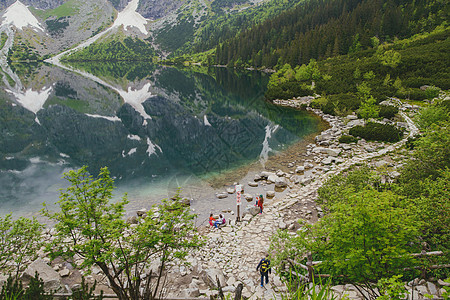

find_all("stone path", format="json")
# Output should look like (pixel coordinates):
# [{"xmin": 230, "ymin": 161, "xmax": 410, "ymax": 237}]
[{"xmin": 166, "ymin": 97, "xmax": 448, "ymax": 300}]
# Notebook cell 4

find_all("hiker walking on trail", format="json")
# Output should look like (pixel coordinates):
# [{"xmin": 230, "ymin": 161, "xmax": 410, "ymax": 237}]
[{"xmin": 256, "ymin": 254, "xmax": 271, "ymax": 287}]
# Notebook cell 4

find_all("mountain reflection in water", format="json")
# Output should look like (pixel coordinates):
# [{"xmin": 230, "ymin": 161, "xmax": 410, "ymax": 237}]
[{"xmin": 0, "ymin": 62, "xmax": 321, "ymax": 217}]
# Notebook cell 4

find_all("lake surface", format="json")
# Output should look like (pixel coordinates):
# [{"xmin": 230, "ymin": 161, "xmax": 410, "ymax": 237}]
[{"xmin": 0, "ymin": 62, "xmax": 322, "ymax": 220}]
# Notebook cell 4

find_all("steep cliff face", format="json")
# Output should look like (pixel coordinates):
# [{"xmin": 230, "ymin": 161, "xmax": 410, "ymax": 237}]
[
  {"xmin": 136, "ymin": 0, "xmax": 186, "ymax": 20},
  {"xmin": 0, "ymin": 0, "xmax": 65, "ymax": 10}
]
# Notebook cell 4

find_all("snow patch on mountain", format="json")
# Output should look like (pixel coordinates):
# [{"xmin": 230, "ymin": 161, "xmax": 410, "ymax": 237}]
[
  {"xmin": 1, "ymin": 1, "xmax": 44, "ymax": 32},
  {"xmin": 112, "ymin": 0, "xmax": 148, "ymax": 35},
  {"xmin": 6, "ymin": 86, "xmax": 52, "ymax": 114}
]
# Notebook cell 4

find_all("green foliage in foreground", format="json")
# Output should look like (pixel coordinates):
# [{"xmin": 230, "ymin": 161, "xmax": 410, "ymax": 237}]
[
  {"xmin": 42, "ymin": 166, "xmax": 203, "ymax": 300},
  {"xmin": 0, "ymin": 272, "xmax": 53, "ymax": 300},
  {"xmin": 270, "ymin": 102, "xmax": 450, "ymax": 292},
  {"xmin": 0, "ymin": 214, "xmax": 43, "ymax": 280},
  {"xmin": 313, "ymin": 189, "xmax": 419, "ymax": 282}
]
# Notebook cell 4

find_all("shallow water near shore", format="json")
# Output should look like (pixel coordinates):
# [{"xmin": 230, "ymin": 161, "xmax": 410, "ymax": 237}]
[{"xmin": 0, "ymin": 62, "xmax": 324, "ymax": 221}]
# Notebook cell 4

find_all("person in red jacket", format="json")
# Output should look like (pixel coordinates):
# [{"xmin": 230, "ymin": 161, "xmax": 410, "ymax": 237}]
[{"xmin": 257, "ymin": 194, "xmax": 264, "ymax": 214}]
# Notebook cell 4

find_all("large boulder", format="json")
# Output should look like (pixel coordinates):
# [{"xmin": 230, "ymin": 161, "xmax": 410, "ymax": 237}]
[
  {"xmin": 312, "ymin": 147, "xmax": 341, "ymax": 157},
  {"xmin": 315, "ymin": 133, "xmax": 333, "ymax": 144},
  {"xmin": 267, "ymin": 174, "xmax": 279, "ymax": 183},
  {"xmin": 22, "ymin": 259, "xmax": 63, "ymax": 292},
  {"xmin": 244, "ymin": 205, "xmax": 260, "ymax": 216},
  {"xmin": 260, "ymin": 171, "xmax": 275, "ymax": 179},
  {"xmin": 295, "ymin": 166, "xmax": 305, "ymax": 173},
  {"xmin": 266, "ymin": 191, "xmax": 275, "ymax": 198},
  {"xmin": 275, "ymin": 178, "xmax": 288, "ymax": 188},
  {"xmin": 347, "ymin": 119, "xmax": 365, "ymax": 127},
  {"xmin": 200, "ymin": 268, "xmax": 226, "ymax": 288},
  {"xmin": 216, "ymin": 193, "xmax": 228, "ymax": 199},
  {"xmin": 243, "ymin": 194, "xmax": 253, "ymax": 201}
]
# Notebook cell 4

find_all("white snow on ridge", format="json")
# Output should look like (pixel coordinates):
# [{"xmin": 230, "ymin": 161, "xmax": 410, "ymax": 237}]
[
  {"xmin": 146, "ymin": 137, "xmax": 162, "ymax": 157},
  {"xmin": 85, "ymin": 114, "xmax": 121, "ymax": 122},
  {"xmin": 127, "ymin": 134, "xmax": 141, "ymax": 141},
  {"xmin": 2, "ymin": 1, "xmax": 44, "ymax": 32},
  {"xmin": 113, "ymin": 0, "xmax": 148, "ymax": 35},
  {"xmin": 204, "ymin": 115, "xmax": 211, "ymax": 126},
  {"xmin": 117, "ymin": 83, "xmax": 153, "ymax": 122},
  {"xmin": 6, "ymin": 86, "xmax": 52, "ymax": 114}
]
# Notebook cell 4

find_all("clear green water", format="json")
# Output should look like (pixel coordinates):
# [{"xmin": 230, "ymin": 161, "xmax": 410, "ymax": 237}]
[{"xmin": 0, "ymin": 62, "xmax": 321, "ymax": 218}]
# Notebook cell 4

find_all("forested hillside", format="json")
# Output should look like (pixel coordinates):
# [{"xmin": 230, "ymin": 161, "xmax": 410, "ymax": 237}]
[{"xmin": 212, "ymin": 0, "xmax": 448, "ymax": 68}]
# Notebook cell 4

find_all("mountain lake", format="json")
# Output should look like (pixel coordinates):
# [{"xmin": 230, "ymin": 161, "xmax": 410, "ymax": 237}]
[{"xmin": 0, "ymin": 62, "xmax": 325, "ymax": 222}]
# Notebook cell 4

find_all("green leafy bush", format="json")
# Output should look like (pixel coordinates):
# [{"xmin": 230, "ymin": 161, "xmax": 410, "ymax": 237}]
[
  {"xmin": 379, "ymin": 105, "xmax": 399, "ymax": 119},
  {"xmin": 0, "ymin": 272, "xmax": 53, "ymax": 300},
  {"xmin": 349, "ymin": 122, "xmax": 403, "ymax": 142},
  {"xmin": 338, "ymin": 135, "xmax": 358, "ymax": 144}
]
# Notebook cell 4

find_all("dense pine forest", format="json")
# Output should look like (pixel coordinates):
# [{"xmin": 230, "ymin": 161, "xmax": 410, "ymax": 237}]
[{"xmin": 212, "ymin": 0, "xmax": 448, "ymax": 68}]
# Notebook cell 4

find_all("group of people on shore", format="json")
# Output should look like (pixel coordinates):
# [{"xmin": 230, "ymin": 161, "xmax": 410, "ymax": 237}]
[
  {"xmin": 208, "ymin": 194, "xmax": 264, "ymax": 228},
  {"xmin": 209, "ymin": 213, "xmax": 226, "ymax": 228}
]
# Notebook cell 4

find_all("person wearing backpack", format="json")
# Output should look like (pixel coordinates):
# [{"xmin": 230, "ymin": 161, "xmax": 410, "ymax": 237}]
[{"xmin": 256, "ymin": 253, "xmax": 271, "ymax": 287}]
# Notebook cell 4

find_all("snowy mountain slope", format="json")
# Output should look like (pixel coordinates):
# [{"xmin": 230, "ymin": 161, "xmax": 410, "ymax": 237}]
[
  {"xmin": 0, "ymin": 0, "xmax": 274, "ymax": 60},
  {"xmin": 1, "ymin": 1, "xmax": 44, "ymax": 31}
]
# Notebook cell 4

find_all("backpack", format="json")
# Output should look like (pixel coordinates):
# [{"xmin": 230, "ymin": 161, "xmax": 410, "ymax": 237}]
[{"xmin": 260, "ymin": 259, "xmax": 269, "ymax": 273}]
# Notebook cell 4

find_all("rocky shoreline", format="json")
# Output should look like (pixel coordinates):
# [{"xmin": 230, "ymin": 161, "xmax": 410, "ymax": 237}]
[{"xmin": 3, "ymin": 96, "xmax": 448, "ymax": 299}]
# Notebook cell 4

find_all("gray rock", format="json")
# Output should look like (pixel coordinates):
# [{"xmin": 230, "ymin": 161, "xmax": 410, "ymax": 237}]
[
  {"xmin": 397, "ymin": 122, "xmax": 408, "ymax": 129},
  {"xmin": 0, "ymin": 274, "xmax": 7, "ymax": 289},
  {"xmin": 295, "ymin": 166, "xmax": 305, "ymax": 173},
  {"xmin": 276, "ymin": 170, "xmax": 285, "ymax": 177},
  {"xmin": 340, "ymin": 144, "xmax": 353, "ymax": 150},
  {"xmin": 242, "ymin": 214, "xmax": 252, "ymax": 222},
  {"xmin": 438, "ymin": 279, "xmax": 450, "ymax": 287},
  {"xmin": 312, "ymin": 147, "xmax": 341, "ymax": 157},
  {"xmin": 246, "ymin": 206, "xmax": 260, "ymax": 216},
  {"xmin": 226, "ymin": 188, "xmax": 235, "ymax": 194},
  {"xmin": 243, "ymin": 194, "xmax": 253, "ymax": 201},
  {"xmin": 223, "ymin": 286, "xmax": 236, "ymax": 293},
  {"xmin": 216, "ymin": 193, "xmax": 228, "ymax": 199},
  {"xmin": 427, "ymin": 282, "xmax": 438, "ymax": 295},
  {"xmin": 279, "ymin": 221, "xmax": 287, "ymax": 229},
  {"xmin": 59, "ymin": 268, "xmax": 70, "ymax": 277},
  {"xmin": 321, "ymin": 157, "xmax": 334, "ymax": 165},
  {"xmin": 260, "ymin": 171, "xmax": 274, "ymax": 178},
  {"xmin": 267, "ymin": 174, "xmax": 279, "ymax": 183},
  {"xmin": 266, "ymin": 191, "xmax": 275, "ymax": 198},
  {"xmin": 301, "ymin": 176, "xmax": 313, "ymax": 185},
  {"xmin": 374, "ymin": 160, "xmax": 389, "ymax": 168},
  {"xmin": 346, "ymin": 114, "xmax": 358, "ymax": 120},
  {"xmin": 183, "ymin": 288, "xmax": 200, "ymax": 297},
  {"xmin": 315, "ymin": 133, "xmax": 333, "ymax": 143},
  {"xmin": 291, "ymin": 175, "xmax": 301, "ymax": 184},
  {"xmin": 23, "ymin": 258, "xmax": 62, "ymax": 292},
  {"xmin": 347, "ymin": 119, "xmax": 365, "ymax": 127},
  {"xmin": 127, "ymin": 216, "xmax": 138, "ymax": 224},
  {"xmin": 275, "ymin": 178, "xmax": 288, "ymax": 188},
  {"xmin": 136, "ymin": 208, "xmax": 147, "ymax": 217},
  {"xmin": 254, "ymin": 174, "xmax": 263, "ymax": 181},
  {"xmin": 248, "ymin": 181, "xmax": 258, "ymax": 187},
  {"xmin": 304, "ymin": 162, "xmax": 314, "ymax": 169},
  {"xmin": 201, "ymin": 268, "xmax": 226, "ymax": 288},
  {"xmin": 365, "ymin": 146, "xmax": 376, "ymax": 152}
]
